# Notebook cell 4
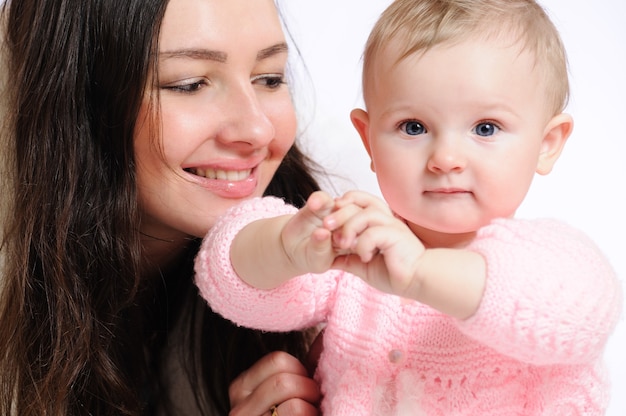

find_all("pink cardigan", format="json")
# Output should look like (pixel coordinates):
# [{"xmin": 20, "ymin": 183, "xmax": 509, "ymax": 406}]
[{"xmin": 195, "ymin": 197, "xmax": 622, "ymax": 415}]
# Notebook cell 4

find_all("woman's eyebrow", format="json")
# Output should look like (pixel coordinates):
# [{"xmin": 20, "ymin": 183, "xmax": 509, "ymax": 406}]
[
  {"xmin": 160, "ymin": 49, "xmax": 228, "ymax": 62},
  {"xmin": 257, "ymin": 42, "xmax": 288, "ymax": 60},
  {"xmin": 159, "ymin": 42, "xmax": 288, "ymax": 63}
]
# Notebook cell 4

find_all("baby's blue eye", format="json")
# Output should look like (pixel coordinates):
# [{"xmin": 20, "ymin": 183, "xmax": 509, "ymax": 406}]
[
  {"xmin": 474, "ymin": 122, "xmax": 499, "ymax": 137},
  {"xmin": 402, "ymin": 121, "xmax": 426, "ymax": 136}
]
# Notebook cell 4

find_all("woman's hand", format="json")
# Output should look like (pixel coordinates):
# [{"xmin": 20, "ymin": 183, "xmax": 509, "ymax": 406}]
[{"xmin": 229, "ymin": 351, "xmax": 321, "ymax": 416}]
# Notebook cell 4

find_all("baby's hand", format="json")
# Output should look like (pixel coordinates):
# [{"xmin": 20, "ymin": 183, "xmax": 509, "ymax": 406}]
[
  {"xmin": 280, "ymin": 191, "xmax": 339, "ymax": 274},
  {"xmin": 323, "ymin": 191, "xmax": 426, "ymax": 298},
  {"xmin": 323, "ymin": 191, "xmax": 392, "ymax": 251}
]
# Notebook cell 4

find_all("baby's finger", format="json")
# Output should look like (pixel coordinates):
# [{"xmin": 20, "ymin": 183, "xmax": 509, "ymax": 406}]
[
  {"xmin": 322, "ymin": 202, "xmax": 363, "ymax": 231},
  {"xmin": 333, "ymin": 206, "xmax": 401, "ymax": 250},
  {"xmin": 350, "ymin": 225, "xmax": 394, "ymax": 262},
  {"xmin": 335, "ymin": 190, "xmax": 391, "ymax": 214},
  {"xmin": 305, "ymin": 191, "xmax": 335, "ymax": 219}
]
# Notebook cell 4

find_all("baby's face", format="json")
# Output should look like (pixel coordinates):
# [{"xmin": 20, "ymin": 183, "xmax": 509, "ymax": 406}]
[{"xmin": 355, "ymin": 35, "xmax": 566, "ymax": 245}]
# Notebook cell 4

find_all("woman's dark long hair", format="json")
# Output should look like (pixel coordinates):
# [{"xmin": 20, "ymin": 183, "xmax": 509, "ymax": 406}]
[{"xmin": 0, "ymin": 0, "xmax": 321, "ymax": 414}]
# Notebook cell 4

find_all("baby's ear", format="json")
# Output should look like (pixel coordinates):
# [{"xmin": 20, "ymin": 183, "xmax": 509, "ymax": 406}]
[
  {"xmin": 536, "ymin": 113, "xmax": 573, "ymax": 175},
  {"xmin": 350, "ymin": 108, "xmax": 375, "ymax": 172}
]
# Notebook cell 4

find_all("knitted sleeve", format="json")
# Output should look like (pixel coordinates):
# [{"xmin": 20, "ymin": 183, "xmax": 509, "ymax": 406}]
[
  {"xmin": 458, "ymin": 218, "xmax": 622, "ymax": 366},
  {"xmin": 194, "ymin": 197, "xmax": 338, "ymax": 332}
]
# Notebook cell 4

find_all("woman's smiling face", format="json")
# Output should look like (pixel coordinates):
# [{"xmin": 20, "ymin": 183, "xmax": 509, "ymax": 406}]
[{"xmin": 134, "ymin": 0, "xmax": 296, "ymax": 242}]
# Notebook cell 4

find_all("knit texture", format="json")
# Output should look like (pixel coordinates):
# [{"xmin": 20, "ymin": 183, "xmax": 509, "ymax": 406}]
[{"xmin": 195, "ymin": 197, "xmax": 622, "ymax": 416}]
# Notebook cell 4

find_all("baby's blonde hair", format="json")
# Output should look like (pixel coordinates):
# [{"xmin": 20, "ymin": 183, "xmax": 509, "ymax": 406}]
[{"xmin": 362, "ymin": 0, "xmax": 569, "ymax": 115}]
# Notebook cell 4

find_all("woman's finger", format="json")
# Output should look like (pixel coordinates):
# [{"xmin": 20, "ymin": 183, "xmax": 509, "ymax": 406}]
[
  {"xmin": 229, "ymin": 351, "xmax": 320, "ymax": 416},
  {"xmin": 229, "ymin": 351, "xmax": 307, "ymax": 405},
  {"xmin": 267, "ymin": 397, "xmax": 321, "ymax": 416},
  {"xmin": 230, "ymin": 372, "xmax": 320, "ymax": 416}
]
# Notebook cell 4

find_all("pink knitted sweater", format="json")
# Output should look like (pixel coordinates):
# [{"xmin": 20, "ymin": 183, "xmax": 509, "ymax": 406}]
[{"xmin": 195, "ymin": 197, "xmax": 622, "ymax": 416}]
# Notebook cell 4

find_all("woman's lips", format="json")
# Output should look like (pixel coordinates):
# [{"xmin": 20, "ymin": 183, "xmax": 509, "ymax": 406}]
[
  {"xmin": 187, "ymin": 167, "xmax": 252, "ymax": 181},
  {"xmin": 185, "ymin": 167, "xmax": 259, "ymax": 199}
]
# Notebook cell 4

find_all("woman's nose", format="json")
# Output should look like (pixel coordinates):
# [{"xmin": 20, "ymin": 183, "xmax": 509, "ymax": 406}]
[
  {"xmin": 426, "ymin": 137, "xmax": 467, "ymax": 174},
  {"xmin": 216, "ymin": 83, "xmax": 275, "ymax": 148}
]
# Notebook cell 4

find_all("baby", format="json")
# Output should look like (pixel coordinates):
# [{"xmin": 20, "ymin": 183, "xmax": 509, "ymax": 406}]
[{"xmin": 196, "ymin": 0, "xmax": 622, "ymax": 414}]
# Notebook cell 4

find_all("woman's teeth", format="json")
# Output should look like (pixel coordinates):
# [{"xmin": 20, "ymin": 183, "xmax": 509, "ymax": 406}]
[{"xmin": 187, "ymin": 168, "xmax": 251, "ymax": 181}]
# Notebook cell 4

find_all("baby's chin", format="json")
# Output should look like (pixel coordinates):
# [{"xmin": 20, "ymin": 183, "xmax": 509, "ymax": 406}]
[{"xmin": 405, "ymin": 220, "xmax": 480, "ymax": 248}]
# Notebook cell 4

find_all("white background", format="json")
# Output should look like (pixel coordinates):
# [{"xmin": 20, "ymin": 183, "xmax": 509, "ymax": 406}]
[{"xmin": 280, "ymin": 1, "xmax": 626, "ymax": 414}]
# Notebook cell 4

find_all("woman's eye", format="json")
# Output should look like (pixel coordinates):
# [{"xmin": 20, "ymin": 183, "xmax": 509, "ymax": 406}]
[
  {"xmin": 473, "ymin": 122, "xmax": 500, "ymax": 137},
  {"xmin": 162, "ymin": 80, "xmax": 207, "ymax": 93},
  {"xmin": 252, "ymin": 74, "xmax": 286, "ymax": 89},
  {"xmin": 400, "ymin": 120, "xmax": 426, "ymax": 136}
]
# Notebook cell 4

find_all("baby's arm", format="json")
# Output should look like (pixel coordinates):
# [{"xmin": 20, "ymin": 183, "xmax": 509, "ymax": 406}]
[
  {"xmin": 230, "ymin": 190, "xmax": 338, "ymax": 290},
  {"xmin": 327, "ymin": 191, "xmax": 486, "ymax": 320},
  {"xmin": 327, "ymin": 192, "xmax": 621, "ymax": 363},
  {"xmin": 458, "ymin": 218, "xmax": 622, "ymax": 364},
  {"xmin": 195, "ymin": 196, "xmax": 341, "ymax": 332}
]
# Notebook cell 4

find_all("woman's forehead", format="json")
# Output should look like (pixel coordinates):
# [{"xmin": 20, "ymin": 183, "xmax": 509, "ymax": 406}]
[{"xmin": 159, "ymin": 0, "xmax": 283, "ymax": 52}]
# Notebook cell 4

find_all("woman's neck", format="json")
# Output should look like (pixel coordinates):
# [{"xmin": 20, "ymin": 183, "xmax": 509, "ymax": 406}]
[{"xmin": 140, "ymin": 233, "xmax": 194, "ymax": 279}]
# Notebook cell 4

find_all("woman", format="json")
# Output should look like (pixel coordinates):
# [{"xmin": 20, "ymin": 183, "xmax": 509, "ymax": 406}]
[{"xmin": 0, "ymin": 0, "xmax": 322, "ymax": 414}]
